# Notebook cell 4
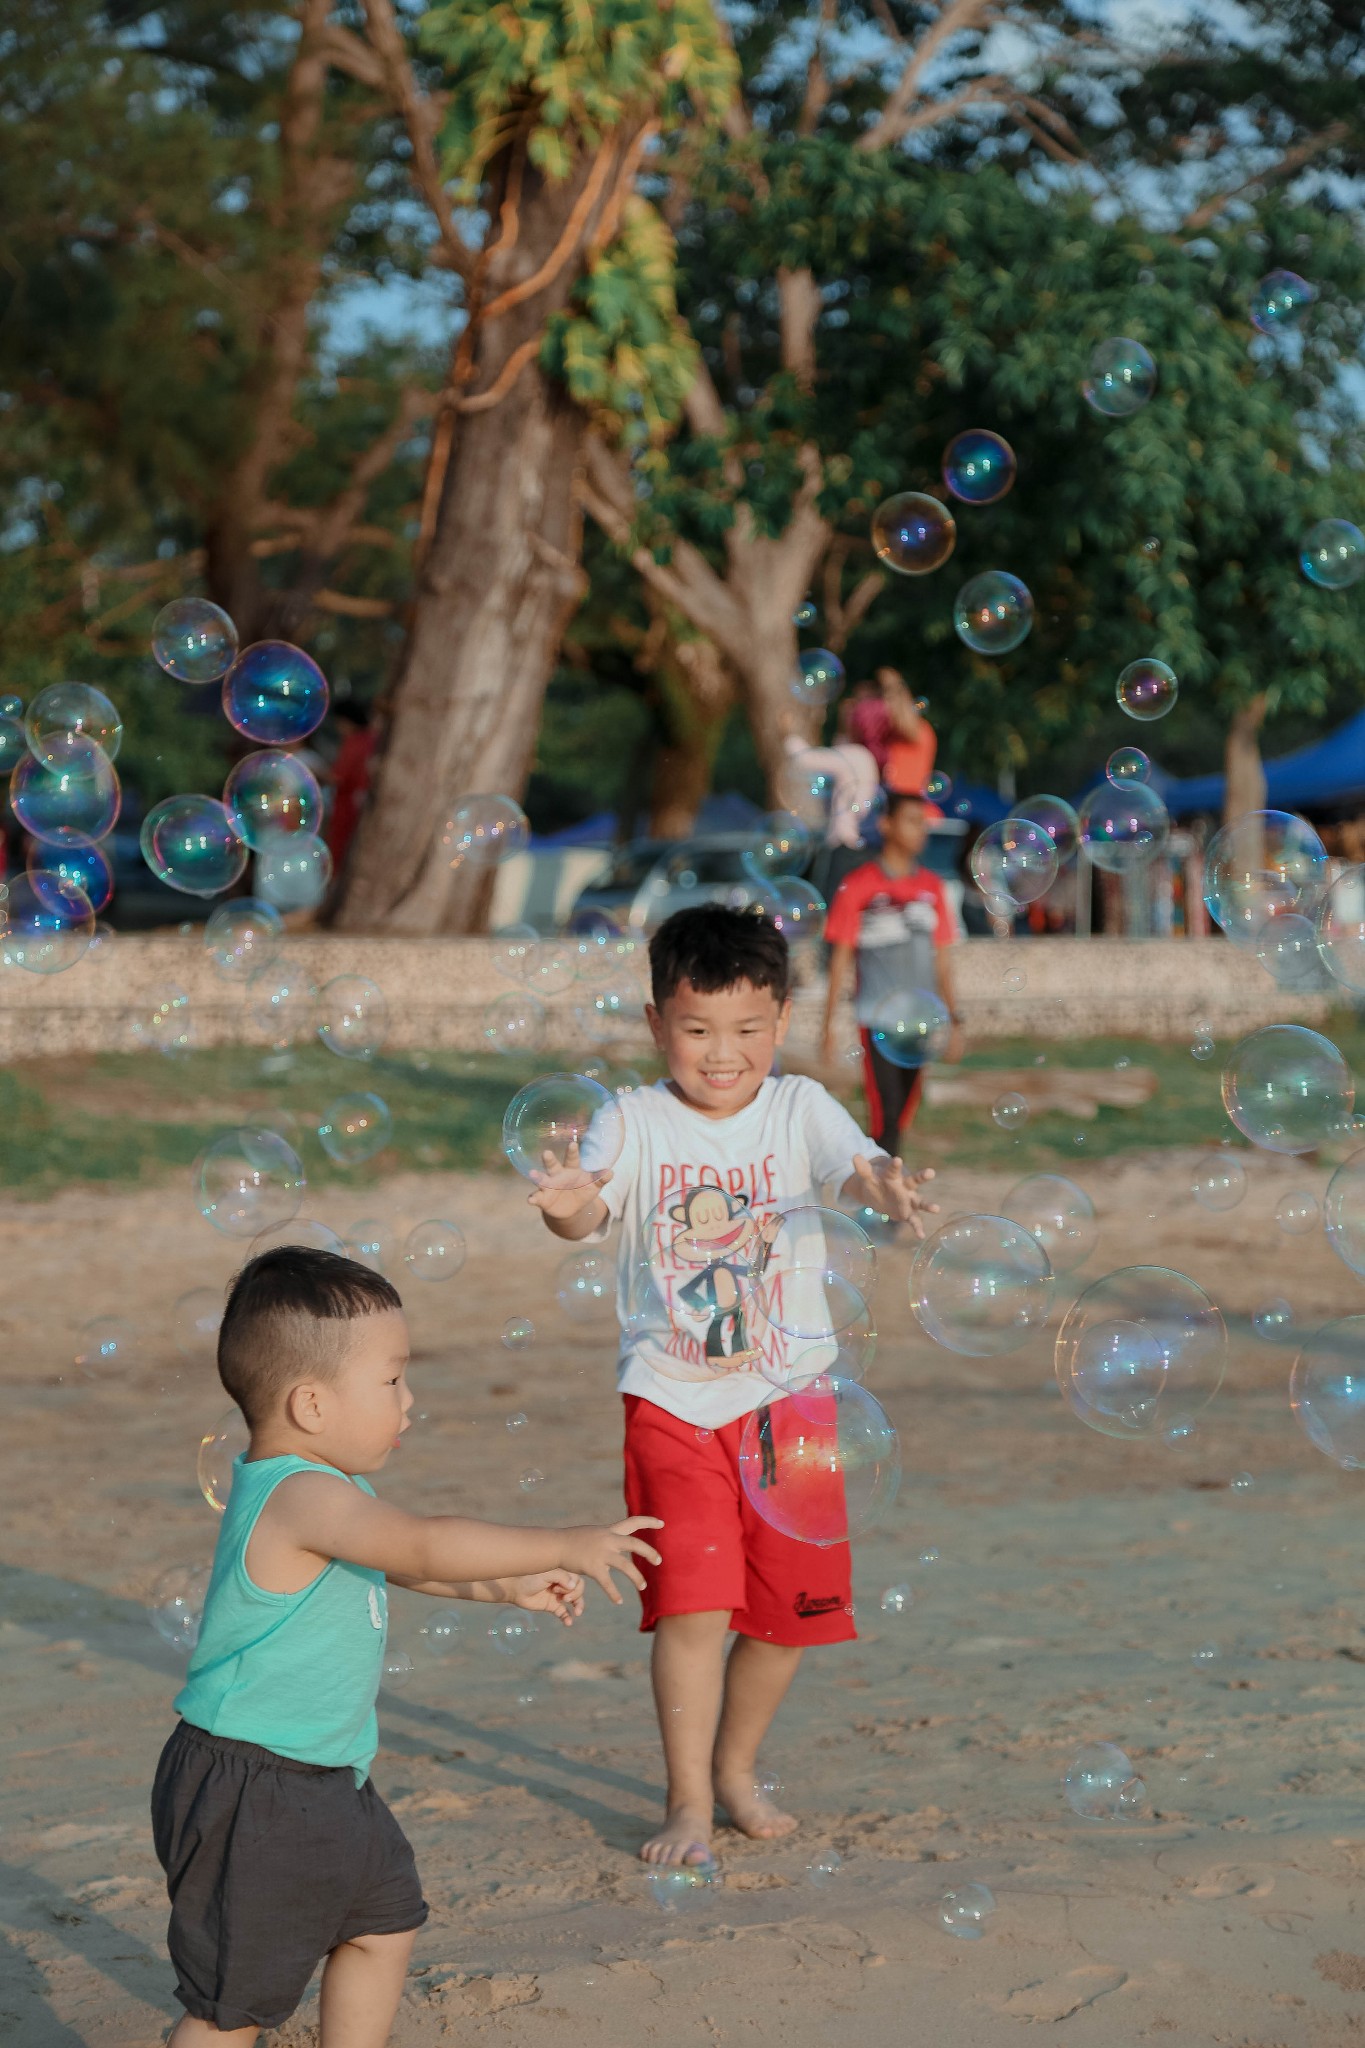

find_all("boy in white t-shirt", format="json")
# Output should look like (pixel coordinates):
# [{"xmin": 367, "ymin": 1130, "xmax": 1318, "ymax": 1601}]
[{"xmin": 529, "ymin": 905, "xmax": 937, "ymax": 1870}]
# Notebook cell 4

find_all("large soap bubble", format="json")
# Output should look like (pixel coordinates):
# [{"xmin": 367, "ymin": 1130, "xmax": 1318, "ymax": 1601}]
[
  {"xmin": 1116, "ymin": 657, "xmax": 1177, "ymax": 721},
  {"xmin": 317, "ymin": 976, "xmax": 387, "ymax": 1060},
  {"xmin": 247, "ymin": 956, "xmax": 318, "ymax": 1042},
  {"xmin": 318, "ymin": 1093, "xmax": 393, "ymax": 1166},
  {"xmin": 910, "ymin": 1214, "xmax": 1054, "ymax": 1356},
  {"xmin": 754, "ymin": 1207, "xmax": 877, "ymax": 1359},
  {"xmin": 1082, "ymin": 337, "xmax": 1156, "ymax": 417},
  {"xmin": 1203, "ymin": 811, "xmax": 1326, "ymax": 946},
  {"xmin": 1250, "ymin": 268, "xmax": 1314, "ymax": 333},
  {"xmin": 870, "ymin": 491, "xmax": 956, "ymax": 575},
  {"xmin": 1055, "ymin": 1265, "xmax": 1226, "ymax": 1439},
  {"xmin": 0, "ymin": 705, "xmax": 25, "ymax": 773},
  {"xmin": 256, "ymin": 833, "xmax": 332, "ymax": 912},
  {"xmin": 205, "ymin": 898, "xmax": 282, "ymax": 980},
  {"xmin": 198, "ymin": 1129, "xmax": 305, "ymax": 1237},
  {"xmin": 1256, "ymin": 912, "xmax": 1320, "ymax": 990},
  {"xmin": 744, "ymin": 812, "xmax": 813, "ymax": 880},
  {"xmin": 1, "ymin": 871, "xmax": 95, "ymax": 973},
  {"xmin": 141, "ymin": 795, "xmax": 248, "ymax": 897},
  {"xmin": 1002, "ymin": 1174, "xmax": 1096, "ymax": 1274},
  {"xmin": 1063, "ymin": 1742, "xmax": 1145, "ymax": 1820},
  {"xmin": 738, "ymin": 1378, "xmax": 900, "ymax": 1546},
  {"xmin": 953, "ymin": 571, "xmax": 1033, "ymax": 655},
  {"xmin": 969, "ymin": 817, "xmax": 1058, "ymax": 909},
  {"xmin": 441, "ymin": 795, "xmax": 529, "ymax": 868},
  {"xmin": 31, "ymin": 841, "xmax": 114, "ymax": 917},
  {"xmin": 501, "ymin": 1073, "xmax": 626, "ymax": 1179},
  {"xmin": 224, "ymin": 749, "xmax": 322, "ymax": 848},
  {"xmin": 153, "ymin": 597, "xmax": 239, "ymax": 683},
  {"xmin": 1300, "ymin": 519, "xmax": 1364, "ymax": 591},
  {"xmin": 866, "ymin": 988, "xmax": 951, "ymax": 1069},
  {"xmin": 628, "ymin": 1195, "xmax": 768, "ymax": 1383},
  {"xmin": 1012, "ymin": 795, "xmax": 1079, "ymax": 866},
  {"xmin": 1290, "ymin": 1317, "xmax": 1365, "ymax": 1467},
  {"xmin": 1221, "ymin": 1024, "xmax": 1352, "ymax": 1154},
  {"xmin": 11, "ymin": 734, "xmax": 121, "ymax": 845},
  {"xmin": 1077, "ymin": 781, "xmax": 1169, "ymax": 872},
  {"xmin": 25, "ymin": 683, "xmax": 123, "ymax": 768},
  {"xmin": 223, "ymin": 641, "xmax": 329, "ymax": 743},
  {"xmin": 1324, "ymin": 1149, "xmax": 1365, "ymax": 1278},
  {"xmin": 941, "ymin": 430, "xmax": 1016, "ymax": 505},
  {"xmin": 789, "ymin": 649, "xmax": 845, "ymax": 710}
]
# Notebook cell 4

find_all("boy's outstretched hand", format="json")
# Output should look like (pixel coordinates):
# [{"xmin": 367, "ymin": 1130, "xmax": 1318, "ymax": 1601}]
[
  {"xmin": 527, "ymin": 1135, "xmax": 613, "ymax": 1221},
  {"xmin": 562, "ymin": 1517, "xmax": 664, "ymax": 1604},
  {"xmin": 506, "ymin": 1569, "xmax": 585, "ymax": 1625},
  {"xmin": 847, "ymin": 1153, "xmax": 939, "ymax": 1237}
]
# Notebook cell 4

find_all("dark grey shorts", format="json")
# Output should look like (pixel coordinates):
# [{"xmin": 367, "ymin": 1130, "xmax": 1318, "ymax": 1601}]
[{"xmin": 151, "ymin": 1719, "xmax": 428, "ymax": 2032}]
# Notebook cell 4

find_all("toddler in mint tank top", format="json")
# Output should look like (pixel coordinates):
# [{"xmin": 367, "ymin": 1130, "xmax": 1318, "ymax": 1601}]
[{"xmin": 151, "ymin": 1247, "xmax": 662, "ymax": 2046}]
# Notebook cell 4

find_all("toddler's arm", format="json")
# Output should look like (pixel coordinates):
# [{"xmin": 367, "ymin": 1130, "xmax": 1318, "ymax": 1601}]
[{"xmin": 389, "ymin": 1566, "xmax": 586, "ymax": 1624}]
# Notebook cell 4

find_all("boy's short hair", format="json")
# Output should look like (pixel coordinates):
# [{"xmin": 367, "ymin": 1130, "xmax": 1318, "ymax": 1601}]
[
  {"xmin": 881, "ymin": 787, "xmax": 928, "ymax": 818},
  {"xmin": 649, "ymin": 903, "xmax": 791, "ymax": 1008},
  {"xmin": 217, "ymin": 1246, "xmax": 403, "ymax": 1426}
]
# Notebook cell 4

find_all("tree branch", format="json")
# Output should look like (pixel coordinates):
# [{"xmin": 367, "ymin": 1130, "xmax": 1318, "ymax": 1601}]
[
  {"xmin": 1183, "ymin": 120, "xmax": 1350, "ymax": 231},
  {"xmin": 777, "ymin": 265, "xmax": 821, "ymax": 390},
  {"xmin": 313, "ymin": 589, "xmax": 396, "ymax": 617},
  {"xmin": 798, "ymin": 0, "xmax": 839, "ymax": 136},
  {"xmin": 856, "ymin": 0, "xmax": 998, "ymax": 155},
  {"xmin": 359, "ymin": 0, "xmax": 476, "ymax": 280},
  {"xmin": 453, "ymin": 333, "xmax": 544, "ymax": 413},
  {"xmin": 481, "ymin": 137, "xmax": 619, "ymax": 321},
  {"xmin": 308, "ymin": 386, "xmax": 436, "ymax": 561}
]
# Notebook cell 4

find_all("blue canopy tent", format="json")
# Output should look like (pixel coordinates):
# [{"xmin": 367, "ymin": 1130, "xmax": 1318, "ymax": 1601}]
[{"xmin": 1158, "ymin": 708, "xmax": 1365, "ymax": 819}]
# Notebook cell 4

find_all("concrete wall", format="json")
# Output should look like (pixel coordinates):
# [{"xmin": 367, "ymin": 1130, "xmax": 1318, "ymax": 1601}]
[{"xmin": 0, "ymin": 931, "xmax": 1336, "ymax": 1064}]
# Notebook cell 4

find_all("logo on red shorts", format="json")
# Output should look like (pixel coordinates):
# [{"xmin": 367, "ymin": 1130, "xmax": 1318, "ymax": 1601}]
[{"xmin": 793, "ymin": 1591, "xmax": 845, "ymax": 1619}]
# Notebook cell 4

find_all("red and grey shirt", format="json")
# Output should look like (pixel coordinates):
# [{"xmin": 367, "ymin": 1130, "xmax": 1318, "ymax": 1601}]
[{"xmin": 824, "ymin": 860, "xmax": 961, "ymax": 1025}]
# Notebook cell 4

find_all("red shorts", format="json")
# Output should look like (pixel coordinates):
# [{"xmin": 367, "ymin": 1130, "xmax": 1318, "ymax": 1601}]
[{"xmin": 622, "ymin": 1395, "xmax": 856, "ymax": 1647}]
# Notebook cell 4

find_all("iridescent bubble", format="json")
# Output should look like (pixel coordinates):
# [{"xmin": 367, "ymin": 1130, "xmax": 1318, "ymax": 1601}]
[
  {"xmin": 1002, "ymin": 1174, "xmax": 1096, "ymax": 1274},
  {"xmin": 646, "ymin": 1863, "xmax": 721, "ymax": 1911},
  {"xmin": 153, "ymin": 597, "xmax": 239, "ymax": 683},
  {"xmin": 1055, "ymin": 1266, "xmax": 1226, "ymax": 1440},
  {"xmin": 402, "ymin": 1219, "xmax": 466, "ymax": 1281},
  {"xmin": 1191, "ymin": 1154, "xmax": 1247, "ymax": 1211},
  {"xmin": 1250, "ymin": 268, "xmax": 1314, "ymax": 333},
  {"xmin": 255, "ymin": 833, "xmax": 332, "ymax": 912},
  {"xmin": 246, "ymin": 956, "xmax": 317, "ymax": 1042},
  {"xmin": 492, "ymin": 922, "xmax": 541, "ymax": 981},
  {"xmin": 440, "ymin": 795, "xmax": 529, "ymax": 868},
  {"xmin": 488, "ymin": 1613, "xmax": 537, "ymax": 1656},
  {"xmin": 318, "ymin": 1093, "xmax": 392, "ymax": 1166},
  {"xmin": 1082, "ymin": 337, "xmax": 1156, "ymax": 417},
  {"xmin": 1203, "ymin": 811, "xmax": 1326, "ymax": 946},
  {"xmin": 75, "ymin": 1315, "xmax": 138, "ymax": 1379},
  {"xmin": 483, "ymin": 991, "xmax": 547, "ymax": 1055},
  {"xmin": 1191, "ymin": 1033, "xmax": 1215, "ymax": 1061},
  {"xmin": 910, "ymin": 1214, "xmax": 1054, "ymax": 1356},
  {"xmin": 346, "ymin": 1218, "xmax": 391, "ymax": 1273},
  {"xmin": 737, "ymin": 1377, "xmax": 900, "ymax": 1546},
  {"xmin": 792, "ymin": 599, "xmax": 817, "ymax": 628},
  {"xmin": 574, "ymin": 982, "xmax": 645, "ymax": 1049},
  {"xmin": 29, "ymin": 841, "xmax": 113, "ymax": 916},
  {"xmin": 571, "ymin": 930, "xmax": 639, "ymax": 985},
  {"xmin": 148, "ymin": 1564, "xmax": 212, "ymax": 1652},
  {"xmin": 1325, "ymin": 1149, "xmax": 1365, "ymax": 1277},
  {"xmin": 1315, "ymin": 865, "xmax": 1365, "ymax": 991},
  {"xmin": 1107, "ymin": 746, "xmax": 1150, "ymax": 785},
  {"xmin": 1077, "ymin": 781, "xmax": 1169, "ymax": 872},
  {"xmin": 1290, "ymin": 1316, "xmax": 1365, "ymax": 1467},
  {"xmin": 953, "ymin": 571, "xmax": 1034, "ymax": 655},
  {"xmin": 1276, "ymin": 1188, "xmax": 1319, "ymax": 1236},
  {"xmin": 502, "ymin": 1317, "xmax": 535, "ymax": 1351},
  {"xmin": 970, "ymin": 817, "xmax": 1058, "ymax": 907},
  {"xmin": 382, "ymin": 1648, "xmax": 414, "ymax": 1689},
  {"xmin": 925, "ymin": 771, "xmax": 952, "ymax": 802},
  {"xmin": 1255, "ymin": 912, "xmax": 1320, "ymax": 989},
  {"xmin": 938, "ymin": 1882, "xmax": 996, "ymax": 1940},
  {"xmin": 941, "ymin": 430, "xmax": 1016, "ymax": 505},
  {"xmin": 867, "ymin": 988, "xmax": 951, "ymax": 1069},
  {"xmin": 0, "ymin": 871, "xmax": 95, "ymax": 973},
  {"xmin": 992, "ymin": 1091, "xmax": 1029, "ymax": 1130},
  {"xmin": 754, "ymin": 1207, "xmax": 876, "ymax": 1349},
  {"xmin": 248, "ymin": 1218, "xmax": 347, "ymax": 1261},
  {"xmin": 527, "ymin": 943, "xmax": 577, "ymax": 998},
  {"xmin": 744, "ymin": 811, "xmax": 813, "ymax": 880},
  {"xmin": 1116, "ymin": 657, "xmax": 1178, "ymax": 721},
  {"xmin": 197, "ymin": 1129, "xmax": 305, "ymax": 1237},
  {"xmin": 789, "ymin": 648, "xmax": 845, "ymax": 710},
  {"xmin": 130, "ymin": 983, "xmax": 194, "ymax": 1057},
  {"xmin": 1252, "ymin": 1297, "xmax": 1294, "ymax": 1343},
  {"xmin": 198, "ymin": 1407, "xmax": 248, "ymax": 1512},
  {"xmin": 24, "ymin": 682, "xmax": 123, "ymax": 767},
  {"xmin": 557, "ymin": 1248, "xmax": 616, "ymax": 1321},
  {"xmin": 417, "ymin": 1606, "xmax": 462, "ymax": 1656},
  {"xmin": 870, "ymin": 491, "xmax": 957, "ymax": 574},
  {"xmin": 173, "ymin": 1288, "xmax": 223, "ymax": 1361},
  {"xmin": 11, "ymin": 734, "xmax": 121, "ymax": 845},
  {"xmin": 316, "ymin": 976, "xmax": 387, "ymax": 1059},
  {"xmin": 223, "ymin": 749, "xmax": 322, "ymax": 848},
  {"xmin": 1013, "ymin": 794, "xmax": 1080, "ymax": 866},
  {"xmin": 765, "ymin": 875, "xmax": 826, "ymax": 945},
  {"xmin": 501, "ymin": 1073, "xmax": 626, "ymax": 1179},
  {"xmin": 1221, "ymin": 1024, "xmax": 1352, "ymax": 1154},
  {"xmin": 806, "ymin": 1851, "xmax": 843, "ymax": 1888},
  {"xmin": 204, "ymin": 898, "xmax": 282, "ymax": 981},
  {"xmin": 1300, "ymin": 518, "xmax": 1365, "ymax": 591},
  {"xmin": 0, "ymin": 708, "xmax": 26, "ymax": 774},
  {"xmin": 1063, "ymin": 1742, "xmax": 1143, "ymax": 1818},
  {"xmin": 140, "ymin": 795, "xmax": 247, "ymax": 897},
  {"xmin": 222, "ymin": 641, "xmax": 329, "ymax": 743},
  {"xmin": 1191, "ymin": 1641, "xmax": 1219, "ymax": 1666},
  {"xmin": 880, "ymin": 1583, "xmax": 912, "ymax": 1615}
]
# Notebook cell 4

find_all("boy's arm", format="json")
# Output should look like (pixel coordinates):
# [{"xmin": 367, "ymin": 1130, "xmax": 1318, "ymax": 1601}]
[
  {"xmin": 528, "ymin": 1134, "xmax": 612, "ymax": 1241},
  {"xmin": 821, "ymin": 942, "xmax": 856, "ymax": 1064}
]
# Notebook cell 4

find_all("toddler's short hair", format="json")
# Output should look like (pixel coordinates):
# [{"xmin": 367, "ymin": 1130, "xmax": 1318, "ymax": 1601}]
[
  {"xmin": 649, "ymin": 903, "xmax": 790, "ymax": 1008},
  {"xmin": 218, "ymin": 1246, "xmax": 402, "ymax": 1426}
]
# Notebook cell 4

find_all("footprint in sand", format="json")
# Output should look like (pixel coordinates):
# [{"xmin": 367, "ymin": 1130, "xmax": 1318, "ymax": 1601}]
[
  {"xmin": 1187, "ymin": 1864, "xmax": 1274, "ymax": 1899},
  {"xmin": 1003, "ymin": 1966, "xmax": 1127, "ymax": 2022}
]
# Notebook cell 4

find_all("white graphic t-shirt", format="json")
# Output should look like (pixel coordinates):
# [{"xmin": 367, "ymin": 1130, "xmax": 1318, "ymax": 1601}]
[{"xmin": 592, "ymin": 1076, "xmax": 885, "ymax": 1428}]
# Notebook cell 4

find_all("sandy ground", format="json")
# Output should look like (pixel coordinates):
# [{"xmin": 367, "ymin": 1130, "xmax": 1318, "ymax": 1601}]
[{"xmin": 4, "ymin": 1145, "xmax": 1365, "ymax": 2047}]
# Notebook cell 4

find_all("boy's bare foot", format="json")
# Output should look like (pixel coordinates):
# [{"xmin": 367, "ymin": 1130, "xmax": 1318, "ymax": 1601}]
[
  {"xmin": 639, "ymin": 1805, "xmax": 715, "ymax": 1866},
  {"xmin": 713, "ymin": 1768, "xmax": 798, "ymax": 1841}
]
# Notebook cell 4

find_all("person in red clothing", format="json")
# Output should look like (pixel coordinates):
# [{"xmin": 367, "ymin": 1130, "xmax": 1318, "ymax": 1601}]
[
  {"xmin": 323, "ymin": 705, "xmax": 378, "ymax": 872},
  {"xmin": 841, "ymin": 668, "xmax": 937, "ymax": 797},
  {"xmin": 821, "ymin": 790, "xmax": 963, "ymax": 1155}
]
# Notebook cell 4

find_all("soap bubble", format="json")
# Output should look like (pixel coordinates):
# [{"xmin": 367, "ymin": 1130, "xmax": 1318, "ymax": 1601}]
[
  {"xmin": 1116, "ymin": 657, "xmax": 1178, "ymax": 721},
  {"xmin": 502, "ymin": 1317, "xmax": 535, "ymax": 1351},
  {"xmin": 776, "ymin": 750, "xmax": 841, "ymax": 832},
  {"xmin": 1002, "ymin": 1174, "xmax": 1096, "ymax": 1274},
  {"xmin": 938, "ymin": 1882, "xmax": 996, "ymax": 1940},
  {"xmin": 25, "ymin": 682, "xmax": 123, "ymax": 767},
  {"xmin": 1251, "ymin": 268, "xmax": 1314, "ymax": 332},
  {"xmin": 0, "ymin": 706, "xmax": 26, "ymax": 773},
  {"xmin": 149, "ymin": 1564, "xmax": 212, "ymax": 1652},
  {"xmin": 629, "ymin": 1192, "xmax": 775, "ymax": 1384},
  {"xmin": 870, "ymin": 491, "xmax": 957, "ymax": 574},
  {"xmin": 738, "ymin": 1377, "xmax": 900, "ymax": 1546},
  {"xmin": 1191, "ymin": 1154, "xmax": 1247, "ymax": 1211},
  {"xmin": 345, "ymin": 1218, "xmax": 391, "ymax": 1273},
  {"xmin": 75, "ymin": 1316, "xmax": 138, "ymax": 1379},
  {"xmin": 646, "ymin": 1863, "xmax": 721, "ymax": 1911},
  {"xmin": 574, "ymin": 982, "xmax": 646, "ymax": 1049},
  {"xmin": 1082, "ymin": 337, "xmax": 1156, "ymax": 416},
  {"xmin": 501, "ymin": 1073, "xmax": 626, "ymax": 1179},
  {"xmin": 1253, "ymin": 1297, "xmax": 1294, "ymax": 1342},
  {"xmin": 29, "ymin": 841, "xmax": 113, "ymax": 916},
  {"xmin": 492, "ymin": 922, "xmax": 541, "ymax": 981},
  {"xmin": 926, "ymin": 771, "xmax": 952, "ymax": 801},
  {"xmin": 754, "ymin": 1207, "xmax": 876, "ymax": 1343},
  {"xmin": 525, "ymin": 943, "xmax": 576, "ymax": 997},
  {"xmin": 941, "ymin": 429, "xmax": 1016, "ymax": 504},
  {"xmin": 204, "ymin": 898, "xmax": 282, "ymax": 981},
  {"xmin": 381, "ymin": 1647, "xmax": 413, "ymax": 1689},
  {"xmin": 1191, "ymin": 1032, "xmax": 1215, "ymax": 1061},
  {"xmin": 11, "ymin": 733, "xmax": 121, "ymax": 845},
  {"xmin": 488, "ymin": 1613, "xmax": 537, "ymax": 1656},
  {"xmin": 793, "ymin": 599, "xmax": 817, "ymax": 628},
  {"xmin": 1324, "ymin": 1149, "xmax": 1365, "ymax": 1277},
  {"xmin": 1290, "ymin": 1316, "xmax": 1365, "ymax": 1466},
  {"xmin": 140, "ymin": 795, "xmax": 247, "ymax": 897},
  {"xmin": 402, "ymin": 1219, "xmax": 466, "ymax": 1281},
  {"xmin": 953, "ymin": 570, "xmax": 1034, "ymax": 655},
  {"xmin": 1063, "ymin": 1742, "xmax": 1144, "ymax": 1818},
  {"xmin": 1300, "ymin": 518, "xmax": 1364, "ymax": 591},
  {"xmin": 1055, "ymin": 1266, "xmax": 1225, "ymax": 1439},
  {"xmin": 881, "ymin": 1583, "xmax": 912, "ymax": 1615},
  {"xmin": 417, "ymin": 1606, "xmax": 462, "ymax": 1657},
  {"xmin": 255, "ymin": 832, "xmax": 332, "ymax": 912},
  {"xmin": 910, "ymin": 1214, "xmax": 1054, "ymax": 1356},
  {"xmin": 153, "ymin": 598, "xmax": 239, "ymax": 683},
  {"xmin": 247, "ymin": 956, "xmax": 317, "ymax": 1043},
  {"xmin": 1078, "ymin": 780, "xmax": 1169, "ymax": 872},
  {"xmin": 806, "ymin": 1850, "xmax": 843, "ymax": 1888},
  {"xmin": 744, "ymin": 812, "xmax": 812, "ymax": 880},
  {"xmin": 248, "ymin": 1218, "xmax": 347, "ymax": 1260},
  {"xmin": 318, "ymin": 1093, "xmax": 392, "ymax": 1166},
  {"xmin": 197, "ymin": 1129, "xmax": 305, "ymax": 1237},
  {"xmin": 483, "ymin": 991, "xmax": 547, "ymax": 1055},
  {"xmin": 867, "ymin": 987, "xmax": 951, "ymax": 1069},
  {"xmin": 441, "ymin": 794, "xmax": 529, "ymax": 868},
  {"xmin": 970, "ymin": 817, "xmax": 1057, "ymax": 907},
  {"xmin": 1315, "ymin": 865, "xmax": 1365, "ymax": 990},
  {"xmin": 1013, "ymin": 794, "xmax": 1079, "ymax": 866},
  {"xmin": 1256, "ymin": 913, "xmax": 1320, "ymax": 989},
  {"xmin": 789, "ymin": 648, "xmax": 845, "ymax": 709},
  {"xmin": 130, "ymin": 983, "xmax": 194, "ymax": 1057},
  {"xmin": 1203, "ymin": 811, "xmax": 1326, "ymax": 945},
  {"xmin": 198, "ymin": 1408, "xmax": 249, "ymax": 1512},
  {"xmin": 572, "ymin": 931, "xmax": 639, "ymax": 985},
  {"xmin": 557, "ymin": 1248, "xmax": 616, "ymax": 1321},
  {"xmin": 1222, "ymin": 1024, "xmax": 1352, "ymax": 1154},
  {"xmin": 222, "ymin": 641, "xmax": 328, "ymax": 743},
  {"xmin": 992, "ymin": 1092, "xmax": 1029, "ymax": 1130},
  {"xmin": 316, "ymin": 976, "xmax": 387, "ymax": 1060},
  {"xmin": 223, "ymin": 749, "xmax": 322, "ymax": 848},
  {"xmin": 173, "ymin": 1288, "xmax": 223, "ymax": 1360},
  {"xmin": 1277, "ymin": 1188, "xmax": 1320, "ymax": 1236},
  {"xmin": 0, "ymin": 871, "xmax": 95, "ymax": 973},
  {"xmin": 764, "ymin": 875, "xmax": 826, "ymax": 945},
  {"xmin": 1107, "ymin": 746, "xmax": 1150, "ymax": 784}
]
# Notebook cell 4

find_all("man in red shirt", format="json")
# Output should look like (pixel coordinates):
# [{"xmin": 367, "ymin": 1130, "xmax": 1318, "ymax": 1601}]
[{"xmin": 821, "ymin": 791, "xmax": 963, "ymax": 1155}]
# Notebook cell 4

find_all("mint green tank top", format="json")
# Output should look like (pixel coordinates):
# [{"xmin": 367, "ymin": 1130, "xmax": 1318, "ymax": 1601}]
[{"xmin": 175, "ymin": 1454, "xmax": 387, "ymax": 1786}]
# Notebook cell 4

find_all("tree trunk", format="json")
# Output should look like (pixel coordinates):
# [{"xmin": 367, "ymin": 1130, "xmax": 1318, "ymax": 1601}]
[
  {"xmin": 644, "ymin": 604, "xmax": 736, "ymax": 838},
  {"xmin": 1224, "ymin": 691, "xmax": 1268, "ymax": 828}
]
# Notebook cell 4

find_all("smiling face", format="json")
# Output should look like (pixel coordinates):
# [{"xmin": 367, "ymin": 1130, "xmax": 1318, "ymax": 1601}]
[
  {"xmin": 648, "ymin": 977, "xmax": 791, "ymax": 1120},
  {"xmin": 669, "ymin": 1184, "xmax": 754, "ymax": 1262},
  {"xmin": 292, "ymin": 1306, "xmax": 413, "ymax": 1474}
]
